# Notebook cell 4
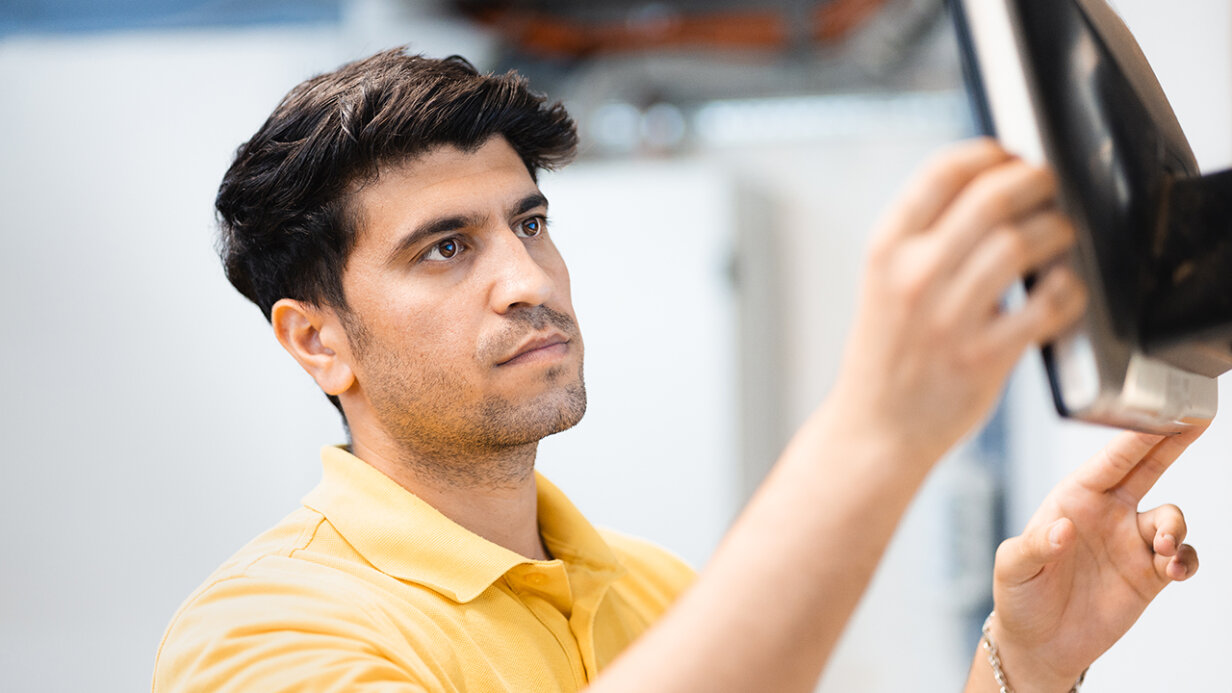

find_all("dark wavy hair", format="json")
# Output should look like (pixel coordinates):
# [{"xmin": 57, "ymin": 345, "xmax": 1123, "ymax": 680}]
[
  {"xmin": 215, "ymin": 48, "xmax": 578, "ymax": 415},
  {"xmin": 216, "ymin": 48, "xmax": 578, "ymax": 319}
]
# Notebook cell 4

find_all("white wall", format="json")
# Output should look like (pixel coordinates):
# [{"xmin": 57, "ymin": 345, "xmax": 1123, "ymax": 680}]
[
  {"xmin": 2, "ymin": 2, "xmax": 1230, "ymax": 691},
  {"xmin": 693, "ymin": 106, "xmax": 983, "ymax": 692},
  {"xmin": 1111, "ymin": 0, "xmax": 1232, "ymax": 173},
  {"xmin": 0, "ymin": 29, "xmax": 351, "ymax": 692}
]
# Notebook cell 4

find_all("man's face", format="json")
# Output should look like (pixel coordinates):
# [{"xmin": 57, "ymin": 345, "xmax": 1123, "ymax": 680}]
[{"xmin": 337, "ymin": 136, "xmax": 585, "ymax": 463}]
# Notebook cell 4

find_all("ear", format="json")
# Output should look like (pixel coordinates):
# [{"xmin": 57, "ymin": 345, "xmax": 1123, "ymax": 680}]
[{"xmin": 270, "ymin": 298, "xmax": 356, "ymax": 397}]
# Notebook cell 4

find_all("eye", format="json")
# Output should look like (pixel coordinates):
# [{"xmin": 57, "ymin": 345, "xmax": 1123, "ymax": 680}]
[
  {"xmin": 423, "ymin": 237, "xmax": 463, "ymax": 262},
  {"xmin": 517, "ymin": 215, "xmax": 547, "ymax": 238}
]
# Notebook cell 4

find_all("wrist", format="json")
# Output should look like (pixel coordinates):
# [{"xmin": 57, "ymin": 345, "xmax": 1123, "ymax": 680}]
[
  {"xmin": 803, "ymin": 391, "xmax": 939, "ymax": 481},
  {"xmin": 827, "ymin": 365, "xmax": 973, "ymax": 466},
  {"xmin": 982, "ymin": 613, "xmax": 1088, "ymax": 693}
]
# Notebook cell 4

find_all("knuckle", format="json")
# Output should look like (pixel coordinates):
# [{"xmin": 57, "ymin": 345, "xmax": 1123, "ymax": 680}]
[
  {"xmin": 930, "ymin": 310, "xmax": 962, "ymax": 344},
  {"xmin": 954, "ymin": 337, "xmax": 991, "ymax": 370},
  {"xmin": 1031, "ymin": 212, "xmax": 1076, "ymax": 257},
  {"xmin": 968, "ymin": 161, "xmax": 1048, "ymax": 224},
  {"xmin": 921, "ymin": 139, "xmax": 1002, "ymax": 186},
  {"xmin": 951, "ymin": 137, "xmax": 1002, "ymax": 165},
  {"xmin": 1166, "ymin": 504, "xmax": 1188, "ymax": 528},
  {"xmin": 1038, "ymin": 276, "xmax": 1078, "ymax": 320},
  {"xmin": 989, "ymin": 227, "xmax": 1029, "ymax": 267},
  {"xmin": 994, "ymin": 537, "xmax": 1016, "ymax": 564},
  {"xmin": 866, "ymin": 233, "xmax": 897, "ymax": 266},
  {"xmin": 891, "ymin": 268, "xmax": 930, "ymax": 306},
  {"xmin": 924, "ymin": 142, "xmax": 974, "ymax": 173},
  {"xmin": 976, "ymin": 186, "xmax": 1015, "ymax": 223},
  {"xmin": 1140, "ymin": 455, "xmax": 1168, "ymax": 479},
  {"xmin": 1028, "ymin": 164, "xmax": 1058, "ymax": 194},
  {"xmin": 883, "ymin": 250, "xmax": 938, "ymax": 306},
  {"xmin": 1048, "ymin": 211, "xmax": 1077, "ymax": 244},
  {"xmin": 928, "ymin": 166, "xmax": 968, "ymax": 197},
  {"xmin": 953, "ymin": 344, "xmax": 978, "ymax": 370},
  {"xmin": 1102, "ymin": 443, "xmax": 1138, "ymax": 474}
]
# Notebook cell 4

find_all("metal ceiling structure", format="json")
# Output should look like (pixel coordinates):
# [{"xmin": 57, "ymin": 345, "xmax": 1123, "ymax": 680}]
[
  {"xmin": 451, "ymin": 0, "xmax": 894, "ymax": 58},
  {"xmin": 453, "ymin": 0, "xmax": 956, "ymax": 100},
  {"xmin": 445, "ymin": 0, "xmax": 960, "ymax": 155}
]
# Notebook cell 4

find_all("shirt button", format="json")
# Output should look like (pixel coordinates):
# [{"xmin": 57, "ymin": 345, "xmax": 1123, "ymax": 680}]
[{"xmin": 525, "ymin": 572, "xmax": 547, "ymax": 586}]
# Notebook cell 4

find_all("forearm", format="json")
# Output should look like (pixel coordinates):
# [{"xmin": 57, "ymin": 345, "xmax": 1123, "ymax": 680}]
[
  {"xmin": 590, "ymin": 141, "xmax": 1084, "ymax": 693},
  {"xmin": 589, "ymin": 400, "xmax": 935, "ymax": 692}
]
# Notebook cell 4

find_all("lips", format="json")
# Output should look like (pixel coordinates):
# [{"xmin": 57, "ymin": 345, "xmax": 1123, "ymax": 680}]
[{"xmin": 495, "ymin": 332, "xmax": 570, "ymax": 366}]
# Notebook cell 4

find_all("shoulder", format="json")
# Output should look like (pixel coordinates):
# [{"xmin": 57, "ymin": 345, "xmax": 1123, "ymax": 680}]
[
  {"xmin": 163, "ymin": 507, "xmax": 340, "ymax": 616},
  {"xmin": 600, "ymin": 528, "xmax": 696, "ymax": 608},
  {"xmin": 153, "ymin": 508, "xmax": 439, "ymax": 692}
]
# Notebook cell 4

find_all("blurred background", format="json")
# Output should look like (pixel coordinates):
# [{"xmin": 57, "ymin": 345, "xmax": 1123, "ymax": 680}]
[{"xmin": 1, "ymin": 0, "xmax": 1230, "ymax": 691}]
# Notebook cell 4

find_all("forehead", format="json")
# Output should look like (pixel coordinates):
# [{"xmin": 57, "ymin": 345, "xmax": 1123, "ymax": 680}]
[{"xmin": 351, "ymin": 137, "xmax": 538, "ymax": 244}]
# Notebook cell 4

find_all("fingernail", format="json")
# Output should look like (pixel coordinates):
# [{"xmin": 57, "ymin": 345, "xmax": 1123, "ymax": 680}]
[{"xmin": 1163, "ymin": 533, "xmax": 1177, "ymax": 550}]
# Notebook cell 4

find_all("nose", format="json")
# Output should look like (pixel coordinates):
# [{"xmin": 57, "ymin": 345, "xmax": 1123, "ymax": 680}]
[{"xmin": 486, "ymin": 229, "xmax": 554, "ymax": 314}]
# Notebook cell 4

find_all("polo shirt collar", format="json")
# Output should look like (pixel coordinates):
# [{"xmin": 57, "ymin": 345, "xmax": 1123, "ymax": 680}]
[{"xmin": 302, "ymin": 446, "xmax": 624, "ymax": 604}]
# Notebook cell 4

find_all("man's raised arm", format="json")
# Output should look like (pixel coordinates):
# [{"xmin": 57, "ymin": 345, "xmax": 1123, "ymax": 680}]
[{"xmin": 589, "ymin": 138, "xmax": 1197, "ymax": 692}]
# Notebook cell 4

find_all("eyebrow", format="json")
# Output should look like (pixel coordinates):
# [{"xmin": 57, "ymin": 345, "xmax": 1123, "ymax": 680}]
[
  {"xmin": 384, "ymin": 192, "xmax": 549, "ymax": 266},
  {"xmin": 512, "ymin": 192, "xmax": 549, "ymax": 217}
]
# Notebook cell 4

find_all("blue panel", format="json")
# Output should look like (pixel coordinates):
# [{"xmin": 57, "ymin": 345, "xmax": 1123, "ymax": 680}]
[{"xmin": 0, "ymin": 0, "xmax": 342, "ymax": 36}]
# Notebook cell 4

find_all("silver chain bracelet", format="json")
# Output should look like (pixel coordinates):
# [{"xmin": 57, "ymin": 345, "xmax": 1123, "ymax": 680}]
[{"xmin": 981, "ymin": 612, "xmax": 1088, "ymax": 693}]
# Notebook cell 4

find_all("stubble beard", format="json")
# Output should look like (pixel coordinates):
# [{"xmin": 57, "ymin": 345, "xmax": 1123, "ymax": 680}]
[{"xmin": 347, "ymin": 308, "xmax": 587, "ymax": 489}]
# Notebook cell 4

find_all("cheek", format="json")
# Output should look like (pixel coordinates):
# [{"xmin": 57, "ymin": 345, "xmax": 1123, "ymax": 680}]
[
  {"xmin": 355, "ymin": 294, "xmax": 464, "ymax": 362},
  {"xmin": 555, "ymin": 268, "xmax": 574, "ymax": 310},
  {"xmin": 540, "ymin": 246, "xmax": 575, "ymax": 312},
  {"xmin": 394, "ymin": 308, "xmax": 476, "ymax": 363}
]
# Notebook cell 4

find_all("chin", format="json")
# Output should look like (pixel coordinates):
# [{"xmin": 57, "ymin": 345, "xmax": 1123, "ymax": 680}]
[
  {"xmin": 474, "ymin": 368, "xmax": 587, "ymax": 448},
  {"xmin": 514, "ymin": 380, "xmax": 587, "ymax": 444},
  {"xmin": 539, "ymin": 381, "xmax": 587, "ymax": 437}
]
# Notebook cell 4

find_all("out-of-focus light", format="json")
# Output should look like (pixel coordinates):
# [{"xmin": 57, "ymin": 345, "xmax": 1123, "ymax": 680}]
[
  {"xmin": 590, "ymin": 101, "xmax": 644, "ymax": 154},
  {"xmin": 641, "ymin": 102, "xmax": 687, "ymax": 150},
  {"xmin": 693, "ymin": 91, "xmax": 968, "ymax": 147}
]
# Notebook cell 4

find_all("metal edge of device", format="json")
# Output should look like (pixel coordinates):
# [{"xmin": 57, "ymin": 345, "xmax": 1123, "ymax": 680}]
[{"xmin": 952, "ymin": 0, "xmax": 1216, "ymax": 432}]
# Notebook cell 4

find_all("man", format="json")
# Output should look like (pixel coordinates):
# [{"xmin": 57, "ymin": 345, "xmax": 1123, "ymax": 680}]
[{"xmin": 154, "ymin": 49, "xmax": 1202, "ymax": 692}]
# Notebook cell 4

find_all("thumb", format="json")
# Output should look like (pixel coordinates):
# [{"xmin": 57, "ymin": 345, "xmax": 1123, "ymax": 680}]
[{"xmin": 996, "ymin": 518, "xmax": 1075, "ymax": 586}]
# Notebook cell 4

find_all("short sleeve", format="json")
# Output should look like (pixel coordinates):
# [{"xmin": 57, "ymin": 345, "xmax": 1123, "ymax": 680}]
[{"xmin": 153, "ymin": 563, "xmax": 451, "ymax": 693}]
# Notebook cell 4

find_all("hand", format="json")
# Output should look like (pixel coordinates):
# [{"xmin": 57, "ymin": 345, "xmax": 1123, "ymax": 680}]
[
  {"xmin": 829, "ymin": 138, "xmax": 1086, "ymax": 466},
  {"xmin": 987, "ymin": 426, "xmax": 1206, "ymax": 692}
]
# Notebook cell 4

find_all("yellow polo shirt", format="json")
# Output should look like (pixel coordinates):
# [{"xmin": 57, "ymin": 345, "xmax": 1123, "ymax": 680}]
[{"xmin": 153, "ymin": 447, "xmax": 695, "ymax": 692}]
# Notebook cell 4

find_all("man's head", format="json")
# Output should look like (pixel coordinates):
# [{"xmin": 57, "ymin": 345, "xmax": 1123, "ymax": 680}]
[
  {"xmin": 216, "ymin": 49, "xmax": 586, "ymax": 468},
  {"xmin": 217, "ymin": 49, "xmax": 577, "ymax": 321}
]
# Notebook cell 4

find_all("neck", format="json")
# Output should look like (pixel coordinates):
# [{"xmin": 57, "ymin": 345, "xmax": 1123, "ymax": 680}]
[{"xmin": 349, "ymin": 434, "xmax": 550, "ymax": 561}]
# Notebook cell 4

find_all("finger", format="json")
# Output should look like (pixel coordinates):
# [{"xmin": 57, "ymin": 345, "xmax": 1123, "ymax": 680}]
[
  {"xmin": 976, "ymin": 264, "xmax": 1086, "ymax": 367},
  {"xmin": 875, "ymin": 138, "xmax": 1012, "ymax": 243},
  {"xmin": 1072, "ymin": 430, "xmax": 1167, "ymax": 493},
  {"xmin": 1164, "ymin": 544, "xmax": 1199, "ymax": 581},
  {"xmin": 995, "ymin": 518, "xmax": 1075, "ymax": 586},
  {"xmin": 928, "ymin": 160, "xmax": 1057, "ymax": 275},
  {"xmin": 1137, "ymin": 504, "xmax": 1188, "ymax": 557},
  {"xmin": 936, "ymin": 209, "xmax": 1076, "ymax": 327},
  {"xmin": 1113, "ymin": 422, "xmax": 1208, "ymax": 502}
]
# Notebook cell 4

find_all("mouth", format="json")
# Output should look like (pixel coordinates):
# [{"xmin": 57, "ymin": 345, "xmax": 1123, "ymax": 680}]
[{"xmin": 495, "ymin": 332, "xmax": 570, "ymax": 367}]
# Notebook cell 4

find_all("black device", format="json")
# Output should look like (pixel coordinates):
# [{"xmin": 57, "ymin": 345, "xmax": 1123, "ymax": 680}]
[{"xmin": 949, "ymin": 0, "xmax": 1232, "ymax": 432}]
